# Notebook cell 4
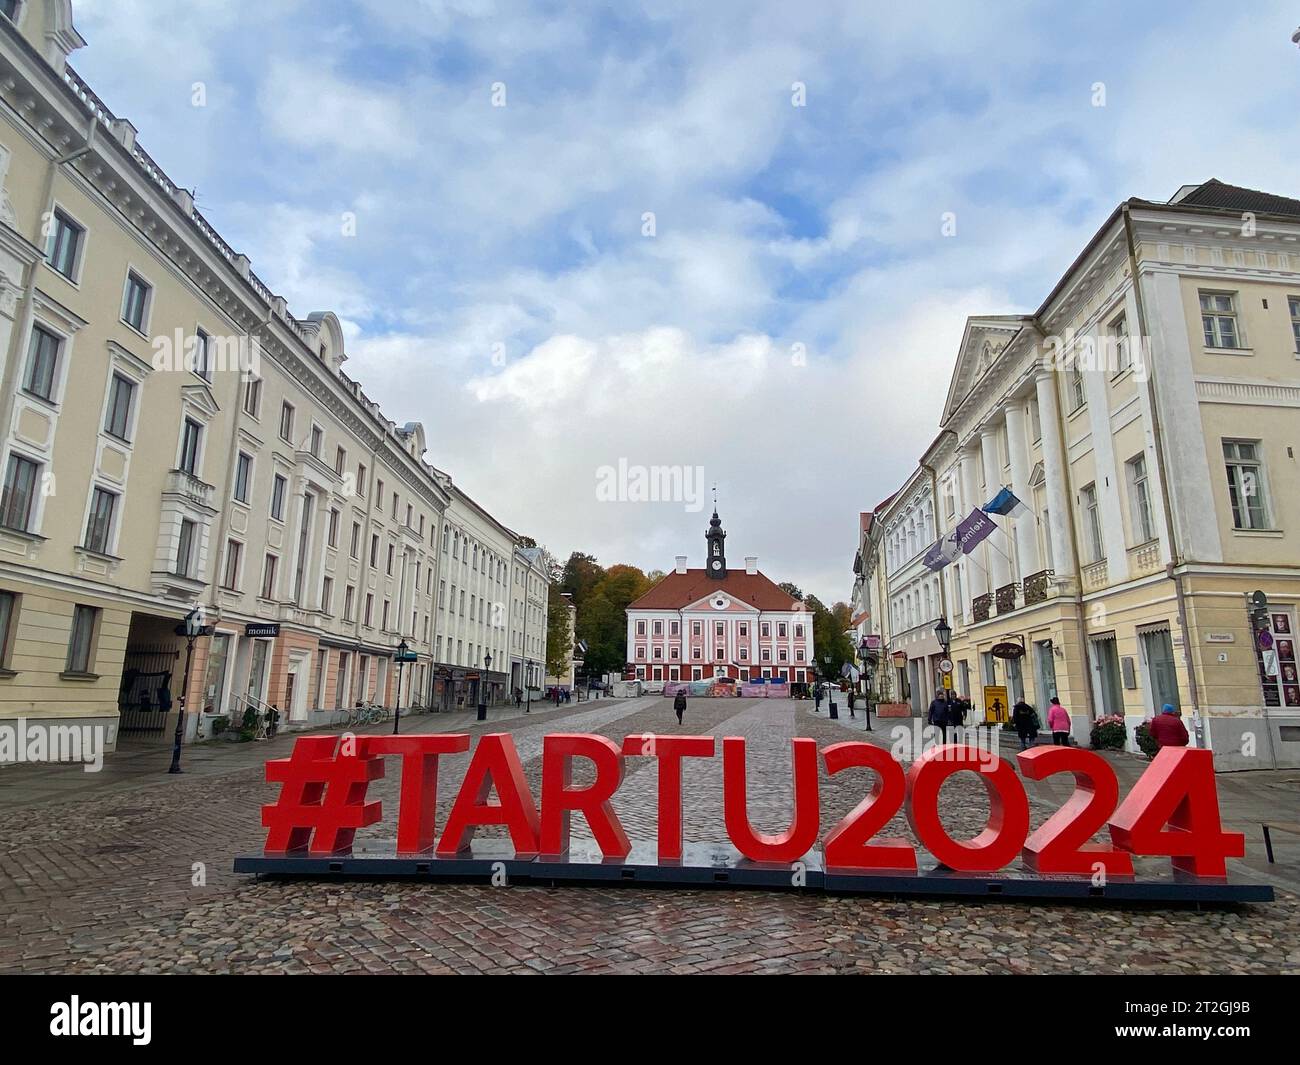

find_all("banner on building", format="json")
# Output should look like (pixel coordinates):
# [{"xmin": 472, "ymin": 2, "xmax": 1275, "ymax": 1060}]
[
  {"xmin": 983, "ymin": 486, "xmax": 1029, "ymax": 520},
  {"xmin": 956, "ymin": 508, "xmax": 998, "ymax": 554},
  {"xmin": 922, "ymin": 528, "xmax": 962, "ymax": 572}
]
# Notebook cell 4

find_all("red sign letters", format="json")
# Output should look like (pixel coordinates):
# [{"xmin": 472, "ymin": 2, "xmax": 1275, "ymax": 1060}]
[{"xmin": 260, "ymin": 733, "xmax": 1245, "ymax": 878}]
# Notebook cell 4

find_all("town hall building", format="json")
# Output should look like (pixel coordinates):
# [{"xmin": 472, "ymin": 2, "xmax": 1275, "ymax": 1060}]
[{"xmin": 625, "ymin": 511, "xmax": 815, "ymax": 684}]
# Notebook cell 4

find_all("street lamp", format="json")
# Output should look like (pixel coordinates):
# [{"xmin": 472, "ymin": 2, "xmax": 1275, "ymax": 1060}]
[
  {"xmin": 857, "ymin": 636, "xmax": 875, "ymax": 732},
  {"xmin": 392, "ymin": 638, "xmax": 409, "ymax": 735},
  {"xmin": 934, "ymin": 616, "xmax": 953, "ymax": 708},
  {"xmin": 822, "ymin": 654, "xmax": 838, "ymax": 720},
  {"xmin": 525, "ymin": 658, "xmax": 534, "ymax": 714},
  {"xmin": 478, "ymin": 651, "xmax": 491, "ymax": 722},
  {"xmin": 168, "ymin": 605, "xmax": 210, "ymax": 774}
]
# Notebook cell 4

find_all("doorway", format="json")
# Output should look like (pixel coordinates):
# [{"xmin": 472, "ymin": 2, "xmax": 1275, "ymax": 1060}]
[{"xmin": 1140, "ymin": 629, "xmax": 1179, "ymax": 712}]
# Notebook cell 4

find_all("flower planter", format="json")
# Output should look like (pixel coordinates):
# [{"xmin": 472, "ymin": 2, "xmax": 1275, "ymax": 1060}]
[{"xmin": 875, "ymin": 701, "xmax": 913, "ymax": 718}]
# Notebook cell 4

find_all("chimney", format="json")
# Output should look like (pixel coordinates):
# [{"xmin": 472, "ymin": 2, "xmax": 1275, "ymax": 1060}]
[
  {"xmin": 674, "ymin": 555, "xmax": 687, "ymax": 575},
  {"xmin": 744, "ymin": 556, "xmax": 757, "ymax": 575}
]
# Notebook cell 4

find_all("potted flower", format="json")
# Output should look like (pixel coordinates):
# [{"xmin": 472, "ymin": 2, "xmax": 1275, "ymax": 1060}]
[{"xmin": 1090, "ymin": 713, "xmax": 1127, "ymax": 751}]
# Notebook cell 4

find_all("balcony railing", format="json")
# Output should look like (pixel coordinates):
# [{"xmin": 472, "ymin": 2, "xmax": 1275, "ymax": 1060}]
[
  {"xmin": 972, "ymin": 593, "xmax": 992, "ymax": 624},
  {"xmin": 165, "ymin": 469, "xmax": 215, "ymax": 508},
  {"xmin": 1081, "ymin": 558, "xmax": 1109, "ymax": 592},
  {"xmin": 1022, "ymin": 568, "xmax": 1054, "ymax": 606},
  {"xmin": 1127, "ymin": 540, "xmax": 1162, "ymax": 578},
  {"xmin": 995, "ymin": 582, "xmax": 1018, "ymax": 615}
]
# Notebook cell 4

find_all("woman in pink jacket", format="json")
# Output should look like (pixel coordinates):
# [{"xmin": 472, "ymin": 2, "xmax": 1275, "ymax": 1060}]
[{"xmin": 1047, "ymin": 697, "xmax": 1071, "ymax": 745}]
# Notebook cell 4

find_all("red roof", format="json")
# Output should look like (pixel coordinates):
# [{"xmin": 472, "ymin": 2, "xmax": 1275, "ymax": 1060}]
[{"xmin": 627, "ymin": 569, "xmax": 801, "ymax": 611}]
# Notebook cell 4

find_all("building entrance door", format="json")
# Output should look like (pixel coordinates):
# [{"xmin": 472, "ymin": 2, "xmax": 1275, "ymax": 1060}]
[{"xmin": 1141, "ymin": 629, "xmax": 1179, "ymax": 712}]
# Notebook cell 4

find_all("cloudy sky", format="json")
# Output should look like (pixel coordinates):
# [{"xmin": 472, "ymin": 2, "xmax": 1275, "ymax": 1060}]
[{"xmin": 71, "ymin": 0, "xmax": 1300, "ymax": 602}]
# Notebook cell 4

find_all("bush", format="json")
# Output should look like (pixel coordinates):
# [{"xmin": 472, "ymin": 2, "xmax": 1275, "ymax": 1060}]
[
  {"xmin": 1090, "ymin": 713, "xmax": 1127, "ymax": 750},
  {"xmin": 1134, "ymin": 721, "xmax": 1159, "ymax": 758}
]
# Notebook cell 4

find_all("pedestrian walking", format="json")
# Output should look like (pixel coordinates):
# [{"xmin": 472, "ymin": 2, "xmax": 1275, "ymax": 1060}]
[
  {"xmin": 928, "ymin": 694, "xmax": 949, "ymax": 742},
  {"xmin": 814, "ymin": 684, "xmax": 823, "ymax": 714},
  {"xmin": 847, "ymin": 688, "xmax": 857, "ymax": 719},
  {"xmin": 514, "ymin": 687, "xmax": 522, "ymax": 708},
  {"xmin": 1047, "ymin": 696, "xmax": 1071, "ymax": 745},
  {"xmin": 947, "ymin": 695, "xmax": 966, "ymax": 741},
  {"xmin": 1012, "ymin": 698, "xmax": 1039, "ymax": 751},
  {"xmin": 673, "ymin": 688, "xmax": 687, "ymax": 725},
  {"xmin": 1147, "ymin": 703, "xmax": 1189, "ymax": 748}
]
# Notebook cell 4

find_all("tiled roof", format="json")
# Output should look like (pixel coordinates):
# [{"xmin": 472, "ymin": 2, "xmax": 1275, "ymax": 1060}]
[
  {"xmin": 627, "ymin": 569, "xmax": 801, "ymax": 610},
  {"xmin": 1169, "ymin": 179, "xmax": 1300, "ymax": 218}
]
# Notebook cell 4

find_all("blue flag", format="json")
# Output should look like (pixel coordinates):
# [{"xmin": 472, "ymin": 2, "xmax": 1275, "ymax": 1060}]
[{"xmin": 983, "ymin": 487, "xmax": 1029, "ymax": 519}]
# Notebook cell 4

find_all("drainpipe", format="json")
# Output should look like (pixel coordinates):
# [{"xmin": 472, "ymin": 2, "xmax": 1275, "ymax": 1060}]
[
  {"xmin": 1122, "ymin": 207, "xmax": 1218, "ymax": 755},
  {"xmin": 1026, "ymin": 318, "xmax": 1097, "ymax": 722}
]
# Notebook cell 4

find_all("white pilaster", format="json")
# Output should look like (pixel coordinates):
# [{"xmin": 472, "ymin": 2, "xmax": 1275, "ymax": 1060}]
[{"xmin": 1034, "ymin": 371, "xmax": 1077, "ymax": 580}]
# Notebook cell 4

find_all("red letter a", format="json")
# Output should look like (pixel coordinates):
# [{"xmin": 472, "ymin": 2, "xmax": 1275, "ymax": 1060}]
[{"xmin": 436, "ymin": 734, "xmax": 540, "ymax": 857}]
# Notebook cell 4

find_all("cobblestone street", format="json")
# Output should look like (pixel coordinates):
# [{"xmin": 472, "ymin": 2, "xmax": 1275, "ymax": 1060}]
[{"xmin": 2, "ymin": 696, "xmax": 1298, "ymax": 974}]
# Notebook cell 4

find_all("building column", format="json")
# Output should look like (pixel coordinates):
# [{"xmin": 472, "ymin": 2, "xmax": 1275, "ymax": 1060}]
[
  {"xmin": 1004, "ymin": 399, "xmax": 1041, "ymax": 580},
  {"xmin": 1034, "ymin": 370, "xmax": 1076, "ymax": 581},
  {"xmin": 979, "ymin": 426, "xmax": 1012, "ymax": 590},
  {"xmin": 957, "ymin": 448, "xmax": 987, "ymax": 601}
]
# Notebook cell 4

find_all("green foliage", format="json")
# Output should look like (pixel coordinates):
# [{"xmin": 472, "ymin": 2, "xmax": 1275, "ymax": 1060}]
[
  {"xmin": 1134, "ymin": 721, "xmax": 1159, "ymax": 758},
  {"xmin": 545, "ymin": 594, "xmax": 571, "ymax": 680},
  {"xmin": 554, "ymin": 552, "xmax": 654, "ymax": 679},
  {"xmin": 806, "ymin": 594, "xmax": 855, "ymax": 681},
  {"xmin": 1090, "ymin": 713, "xmax": 1127, "ymax": 751}
]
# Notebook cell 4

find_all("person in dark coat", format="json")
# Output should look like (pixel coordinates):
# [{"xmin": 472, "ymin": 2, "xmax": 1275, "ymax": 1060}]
[
  {"xmin": 847, "ymin": 688, "xmax": 857, "ymax": 718},
  {"xmin": 928, "ymin": 695, "xmax": 950, "ymax": 742},
  {"xmin": 673, "ymin": 689, "xmax": 687, "ymax": 725},
  {"xmin": 1148, "ymin": 704, "xmax": 1189, "ymax": 748},
  {"xmin": 814, "ymin": 684, "xmax": 823, "ymax": 713},
  {"xmin": 1012, "ymin": 699, "xmax": 1039, "ymax": 751},
  {"xmin": 947, "ymin": 695, "xmax": 967, "ymax": 738}
]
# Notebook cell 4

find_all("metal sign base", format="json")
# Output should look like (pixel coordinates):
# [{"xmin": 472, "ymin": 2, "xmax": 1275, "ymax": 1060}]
[{"xmin": 234, "ymin": 841, "xmax": 1273, "ymax": 904}]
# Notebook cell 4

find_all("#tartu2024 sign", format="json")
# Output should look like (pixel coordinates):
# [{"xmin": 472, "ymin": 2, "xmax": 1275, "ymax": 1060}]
[{"xmin": 237, "ymin": 731, "xmax": 1271, "ymax": 902}]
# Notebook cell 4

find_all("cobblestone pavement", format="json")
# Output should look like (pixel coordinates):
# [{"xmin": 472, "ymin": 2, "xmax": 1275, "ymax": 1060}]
[{"xmin": 1, "ymin": 696, "xmax": 1298, "ymax": 974}]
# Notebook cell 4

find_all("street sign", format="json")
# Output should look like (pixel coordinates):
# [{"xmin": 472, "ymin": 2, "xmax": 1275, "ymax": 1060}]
[
  {"xmin": 1262, "ymin": 650, "xmax": 1279, "ymax": 678},
  {"xmin": 941, "ymin": 673, "xmax": 953, "ymax": 690},
  {"xmin": 983, "ymin": 684, "xmax": 1009, "ymax": 723},
  {"xmin": 245, "ymin": 623, "xmax": 280, "ymax": 638},
  {"xmin": 938, "ymin": 657, "xmax": 954, "ymax": 674},
  {"xmin": 395, "ymin": 651, "xmax": 418, "ymax": 663}
]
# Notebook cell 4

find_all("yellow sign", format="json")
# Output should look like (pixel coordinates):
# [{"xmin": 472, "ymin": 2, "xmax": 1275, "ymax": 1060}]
[
  {"xmin": 941, "ymin": 672, "xmax": 953, "ymax": 690},
  {"xmin": 983, "ymin": 684, "xmax": 1009, "ymax": 723}
]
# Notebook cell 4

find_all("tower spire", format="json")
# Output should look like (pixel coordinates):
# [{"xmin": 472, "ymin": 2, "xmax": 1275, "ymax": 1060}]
[{"xmin": 705, "ymin": 493, "xmax": 727, "ymax": 578}]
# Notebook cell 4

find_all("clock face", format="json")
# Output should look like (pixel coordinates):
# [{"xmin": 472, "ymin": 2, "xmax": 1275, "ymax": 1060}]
[{"xmin": 710, "ymin": 559, "xmax": 722, "ymax": 570}]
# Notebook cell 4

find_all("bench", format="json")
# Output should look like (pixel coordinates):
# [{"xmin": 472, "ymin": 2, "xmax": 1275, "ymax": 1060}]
[{"xmin": 1261, "ymin": 821, "xmax": 1300, "ymax": 863}]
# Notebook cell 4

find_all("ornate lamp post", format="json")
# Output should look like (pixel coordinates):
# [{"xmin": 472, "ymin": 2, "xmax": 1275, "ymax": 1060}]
[
  {"xmin": 168, "ymin": 605, "xmax": 211, "ymax": 774},
  {"xmin": 393, "ymin": 638, "xmax": 409, "ymax": 735},
  {"xmin": 934, "ymin": 616, "xmax": 953, "ymax": 709},
  {"xmin": 525, "ymin": 658, "xmax": 534, "ymax": 714},
  {"xmin": 822, "ymin": 654, "xmax": 838, "ymax": 720},
  {"xmin": 478, "ymin": 651, "xmax": 491, "ymax": 722},
  {"xmin": 857, "ymin": 636, "xmax": 875, "ymax": 732}
]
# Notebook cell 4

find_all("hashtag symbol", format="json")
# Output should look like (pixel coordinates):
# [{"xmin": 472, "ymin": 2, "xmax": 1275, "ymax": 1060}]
[{"xmin": 262, "ymin": 735, "xmax": 384, "ymax": 855}]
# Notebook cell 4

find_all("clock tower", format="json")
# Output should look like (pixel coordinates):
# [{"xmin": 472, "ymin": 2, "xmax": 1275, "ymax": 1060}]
[{"xmin": 705, "ymin": 509, "xmax": 727, "ymax": 578}]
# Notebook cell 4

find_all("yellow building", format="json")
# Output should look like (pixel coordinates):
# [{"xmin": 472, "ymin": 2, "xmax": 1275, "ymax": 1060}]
[
  {"xmin": 0, "ymin": 2, "xmax": 539, "ymax": 761},
  {"xmin": 914, "ymin": 181, "xmax": 1300, "ymax": 770}
]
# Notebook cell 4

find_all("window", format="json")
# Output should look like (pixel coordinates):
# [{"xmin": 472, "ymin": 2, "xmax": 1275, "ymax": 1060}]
[
  {"xmin": 335, "ymin": 446, "xmax": 346, "ymax": 476},
  {"xmin": 179, "ymin": 418, "xmax": 202, "ymax": 475},
  {"xmin": 24, "ymin": 325, "xmax": 60, "ymax": 401},
  {"xmin": 83, "ymin": 487, "xmax": 116, "ymax": 554},
  {"xmin": 344, "ymin": 585, "xmax": 355, "ymax": 621},
  {"xmin": 243, "ymin": 377, "xmax": 262, "ymax": 417},
  {"xmin": 222, "ymin": 539, "xmax": 242, "ymax": 589},
  {"xmin": 103, "ymin": 373, "xmax": 135, "ymax": 441},
  {"xmin": 65, "ymin": 605, "xmax": 99, "ymax": 674},
  {"xmin": 0, "ymin": 590, "xmax": 16, "ymax": 670},
  {"xmin": 1200, "ymin": 291, "xmax": 1240, "ymax": 349},
  {"xmin": 1067, "ymin": 360, "xmax": 1086, "ymax": 412},
  {"xmin": 382, "ymin": 600, "xmax": 390, "ymax": 630},
  {"xmin": 270, "ymin": 474, "xmax": 287, "ymax": 521},
  {"xmin": 761, "ymin": 622, "xmax": 770, "ymax": 637},
  {"xmin": 279, "ymin": 402, "xmax": 294, "ymax": 442},
  {"xmin": 1127, "ymin": 454, "xmax": 1155, "ymax": 543},
  {"xmin": 386, "ymin": 543, "xmax": 394, "ymax": 575},
  {"xmin": 392, "ymin": 492, "xmax": 399, "ymax": 519},
  {"xmin": 122, "ymin": 271, "xmax": 151, "ymax": 331},
  {"xmin": 193, "ymin": 328, "xmax": 212, "ymax": 380},
  {"xmin": 293, "ymin": 492, "xmax": 313, "ymax": 604},
  {"xmin": 377, "ymin": 480, "xmax": 385, "ymax": 512},
  {"xmin": 1080, "ymin": 483, "xmax": 1103, "ymax": 563},
  {"xmin": 357, "ymin": 463, "xmax": 367, "ymax": 495},
  {"xmin": 1109, "ymin": 313, "xmax": 1130, "ymax": 374},
  {"xmin": 261, "ymin": 554, "xmax": 278, "ymax": 599},
  {"xmin": 327, "ymin": 507, "xmax": 339, "ymax": 547},
  {"xmin": 321, "ymin": 576, "xmax": 334, "ymax": 615},
  {"xmin": 230, "ymin": 452, "xmax": 252, "ymax": 504},
  {"xmin": 310, "ymin": 424, "xmax": 323, "ymax": 458},
  {"xmin": 637, "ymin": 620, "xmax": 646, "ymax": 635},
  {"xmin": 1223, "ymin": 440, "xmax": 1269, "ymax": 530},
  {"xmin": 778, "ymin": 622, "xmax": 787, "ymax": 638},
  {"xmin": 369, "ymin": 534, "xmax": 379, "ymax": 567},
  {"xmin": 365, "ymin": 594, "xmax": 374, "ymax": 626},
  {"xmin": 715, "ymin": 621, "xmax": 724, "ymax": 637},
  {"xmin": 350, "ymin": 521, "xmax": 361, "ymax": 559},
  {"xmin": 1291, "ymin": 296, "xmax": 1300, "ymax": 353},
  {"xmin": 47, "ymin": 209, "xmax": 83, "ymax": 280},
  {"xmin": 175, "ymin": 518, "xmax": 195, "ymax": 577}
]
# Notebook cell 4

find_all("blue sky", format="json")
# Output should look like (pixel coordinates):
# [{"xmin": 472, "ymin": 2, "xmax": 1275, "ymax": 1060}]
[{"xmin": 71, "ymin": 0, "xmax": 1300, "ymax": 601}]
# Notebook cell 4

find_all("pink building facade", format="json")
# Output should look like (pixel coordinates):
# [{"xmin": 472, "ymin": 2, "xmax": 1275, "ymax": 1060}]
[{"xmin": 624, "ymin": 511, "xmax": 815, "ymax": 684}]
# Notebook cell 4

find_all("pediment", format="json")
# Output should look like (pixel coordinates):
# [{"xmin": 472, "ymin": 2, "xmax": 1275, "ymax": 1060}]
[{"xmin": 940, "ymin": 315, "xmax": 1030, "ymax": 426}]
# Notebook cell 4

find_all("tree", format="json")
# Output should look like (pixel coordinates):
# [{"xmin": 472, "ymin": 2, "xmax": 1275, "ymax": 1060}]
[
  {"xmin": 577, "ymin": 564, "xmax": 653, "ymax": 678},
  {"xmin": 779, "ymin": 581, "xmax": 803, "ymax": 600},
  {"xmin": 545, "ymin": 593, "xmax": 572, "ymax": 681},
  {"xmin": 807, "ymin": 595, "xmax": 855, "ymax": 681}
]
